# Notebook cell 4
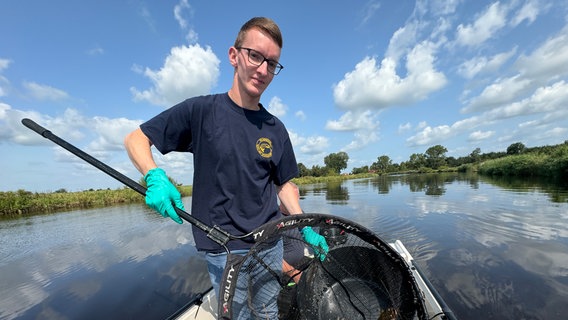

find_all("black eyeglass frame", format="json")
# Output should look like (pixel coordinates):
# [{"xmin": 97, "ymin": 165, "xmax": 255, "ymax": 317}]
[{"xmin": 236, "ymin": 47, "xmax": 284, "ymax": 75}]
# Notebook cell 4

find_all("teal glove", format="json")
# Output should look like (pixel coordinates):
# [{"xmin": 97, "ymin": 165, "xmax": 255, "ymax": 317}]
[
  {"xmin": 301, "ymin": 226, "xmax": 329, "ymax": 261},
  {"xmin": 144, "ymin": 168, "xmax": 184, "ymax": 224}
]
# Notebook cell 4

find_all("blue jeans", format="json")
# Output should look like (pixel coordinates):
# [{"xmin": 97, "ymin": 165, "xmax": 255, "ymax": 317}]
[
  {"xmin": 205, "ymin": 249, "xmax": 249, "ymax": 298},
  {"xmin": 205, "ymin": 240, "xmax": 283, "ymax": 319}
]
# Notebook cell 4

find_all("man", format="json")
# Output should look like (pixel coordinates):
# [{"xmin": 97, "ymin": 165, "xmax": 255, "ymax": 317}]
[{"xmin": 124, "ymin": 17, "xmax": 327, "ymax": 318}]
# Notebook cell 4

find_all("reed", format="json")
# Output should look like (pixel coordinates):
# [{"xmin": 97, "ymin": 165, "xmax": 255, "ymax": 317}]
[
  {"xmin": 0, "ymin": 186, "xmax": 192, "ymax": 218},
  {"xmin": 293, "ymin": 173, "xmax": 375, "ymax": 185},
  {"xmin": 478, "ymin": 144, "xmax": 568, "ymax": 177}
]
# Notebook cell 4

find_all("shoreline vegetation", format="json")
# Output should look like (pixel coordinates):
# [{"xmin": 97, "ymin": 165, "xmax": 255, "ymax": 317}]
[{"xmin": 2, "ymin": 142, "xmax": 566, "ymax": 218}]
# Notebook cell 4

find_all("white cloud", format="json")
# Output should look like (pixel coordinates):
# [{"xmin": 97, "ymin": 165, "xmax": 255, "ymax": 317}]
[
  {"xmin": 417, "ymin": 121, "xmax": 428, "ymax": 130},
  {"xmin": 398, "ymin": 122, "xmax": 412, "ymax": 133},
  {"xmin": 333, "ymin": 41, "xmax": 446, "ymax": 110},
  {"xmin": 0, "ymin": 59, "xmax": 9, "ymax": 97},
  {"xmin": 325, "ymin": 110, "xmax": 380, "ymax": 152},
  {"xmin": 267, "ymin": 96, "xmax": 287, "ymax": 117},
  {"xmin": 429, "ymin": 0, "xmax": 461, "ymax": 15},
  {"xmin": 295, "ymin": 110, "xmax": 306, "ymax": 121},
  {"xmin": 289, "ymin": 130, "xmax": 329, "ymax": 156},
  {"xmin": 408, "ymin": 80, "xmax": 568, "ymax": 147},
  {"xmin": 485, "ymin": 80, "xmax": 568, "ymax": 120},
  {"xmin": 86, "ymin": 45, "xmax": 105, "ymax": 56},
  {"xmin": 511, "ymin": 0, "xmax": 541, "ymax": 27},
  {"xmin": 138, "ymin": 5, "xmax": 156, "ymax": 33},
  {"xmin": 0, "ymin": 76, "xmax": 8, "ymax": 97},
  {"xmin": 463, "ymin": 75, "xmax": 532, "ymax": 113},
  {"xmin": 300, "ymin": 135, "xmax": 330, "ymax": 154},
  {"xmin": 130, "ymin": 44, "xmax": 220, "ymax": 107},
  {"xmin": 174, "ymin": 0, "xmax": 190, "ymax": 30},
  {"xmin": 360, "ymin": 0, "xmax": 381, "ymax": 26},
  {"xmin": 457, "ymin": 47, "xmax": 517, "ymax": 79},
  {"xmin": 455, "ymin": 2, "xmax": 508, "ymax": 47},
  {"xmin": 0, "ymin": 58, "xmax": 11, "ymax": 71},
  {"xmin": 341, "ymin": 130, "xmax": 379, "ymax": 152},
  {"xmin": 23, "ymin": 81, "xmax": 70, "ymax": 101},
  {"xmin": 468, "ymin": 130, "xmax": 495, "ymax": 141},
  {"xmin": 386, "ymin": 22, "xmax": 419, "ymax": 62},
  {"xmin": 462, "ymin": 24, "xmax": 568, "ymax": 114},
  {"xmin": 325, "ymin": 110, "xmax": 378, "ymax": 131},
  {"xmin": 515, "ymin": 24, "xmax": 568, "ymax": 80},
  {"xmin": 0, "ymin": 105, "xmax": 85, "ymax": 146},
  {"xmin": 88, "ymin": 117, "xmax": 142, "ymax": 152},
  {"xmin": 406, "ymin": 124, "xmax": 452, "ymax": 146},
  {"xmin": 174, "ymin": 0, "xmax": 198, "ymax": 43}
]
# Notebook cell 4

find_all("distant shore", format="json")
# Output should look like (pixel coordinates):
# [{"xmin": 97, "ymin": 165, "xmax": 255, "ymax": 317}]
[
  {"xmin": 3, "ymin": 146, "xmax": 567, "ymax": 219},
  {"xmin": 0, "ymin": 185, "xmax": 193, "ymax": 218},
  {"xmin": 0, "ymin": 175, "xmax": 372, "ymax": 219}
]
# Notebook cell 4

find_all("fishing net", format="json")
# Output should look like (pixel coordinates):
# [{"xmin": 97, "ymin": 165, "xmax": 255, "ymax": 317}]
[{"xmin": 218, "ymin": 213, "xmax": 428, "ymax": 320}]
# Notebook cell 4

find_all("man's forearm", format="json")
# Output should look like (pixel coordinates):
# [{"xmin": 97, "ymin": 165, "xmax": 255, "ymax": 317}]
[
  {"xmin": 124, "ymin": 128, "xmax": 158, "ymax": 176},
  {"xmin": 277, "ymin": 181, "xmax": 302, "ymax": 215}
]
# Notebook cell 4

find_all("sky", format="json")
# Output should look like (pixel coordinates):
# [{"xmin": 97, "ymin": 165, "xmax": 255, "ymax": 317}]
[{"xmin": 1, "ymin": 0, "xmax": 568, "ymax": 192}]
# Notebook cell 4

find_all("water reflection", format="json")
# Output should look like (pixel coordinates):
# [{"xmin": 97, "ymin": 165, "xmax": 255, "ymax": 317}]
[
  {"xmin": 365, "ymin": 172, "xmax": 567, "ymax": 202},
  {"xmin": 299, "ymin": 173, "xmax": 568, "ymax": 320},
  {"xmin": 299, "ymin": 180, "xmax": 349, "ymax": 204},
  {"xmin": 1, "ymin": 174, "xmax": 567, "ymax": 320},
  {"xmin": 480, "ymin": 174, "xmax": 568, "ymax": 203},
  {"xmin": 0, "ymin": 203, "xmax": 211, "ymax": 320}
]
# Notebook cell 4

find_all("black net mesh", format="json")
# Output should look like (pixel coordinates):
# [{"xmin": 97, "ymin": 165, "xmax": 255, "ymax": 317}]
[{"xmin": 219, "ymin": 214, "xmax": 427, "ymax": 320}]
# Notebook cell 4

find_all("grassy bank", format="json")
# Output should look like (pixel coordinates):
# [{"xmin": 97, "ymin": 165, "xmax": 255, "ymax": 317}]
[
  {"xmin": 2, "ymin": 174, "xmax": 385, "ymax": 218},
  {"xmin": 1, "ymin": 174, "xmax": 373, "ymax": 218},
  {"xmin": 292, "ymin": 172, "xmax": 376, "ymax": 185},
  {"xmin": 4, "ymin": 147, "xmax": 566, "ymax": 219},
  {"xmin": 478, "ymin": 144, "xmax": 568, "ymax": 177},
  {"xmin": 0, "ymin": 186, "xmax": 193, "ymax": 218}
]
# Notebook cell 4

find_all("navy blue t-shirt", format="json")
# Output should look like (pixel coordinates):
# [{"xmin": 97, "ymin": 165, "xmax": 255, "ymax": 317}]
[{"xmin": 140, "ymin": 93, "xmax": 299, "ymax": 252}]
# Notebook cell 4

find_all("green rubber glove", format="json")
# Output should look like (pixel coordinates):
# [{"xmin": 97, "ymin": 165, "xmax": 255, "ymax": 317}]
[
  {"xmin": 301, "ymin": 226, "xmax": 329, "ymax": 261},
  {"xmin": 144, "ymin": 168, "xmax": 184, "ymax": 224}
]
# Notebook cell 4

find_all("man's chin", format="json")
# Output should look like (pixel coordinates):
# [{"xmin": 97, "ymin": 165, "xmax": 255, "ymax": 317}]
[{"xmin": 247, "ymin": 86, "xmax": 265, "ymax": 98}]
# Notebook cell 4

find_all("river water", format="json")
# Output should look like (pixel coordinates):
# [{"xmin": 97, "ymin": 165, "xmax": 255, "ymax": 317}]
[{"xmin": 1, "ymin": 173, "xmax": 567, "ymax": 319}]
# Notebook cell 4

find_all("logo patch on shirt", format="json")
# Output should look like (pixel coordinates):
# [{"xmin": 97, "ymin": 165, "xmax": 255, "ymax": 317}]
[{"xmin": 256, "ymin": 138, "xmax": 273, "ymax": 158}]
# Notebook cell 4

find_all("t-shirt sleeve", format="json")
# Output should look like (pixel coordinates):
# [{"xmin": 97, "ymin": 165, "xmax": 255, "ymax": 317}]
[{"xmin": 140, "ymin": 100, "xmax": 193, "ymax": 155}]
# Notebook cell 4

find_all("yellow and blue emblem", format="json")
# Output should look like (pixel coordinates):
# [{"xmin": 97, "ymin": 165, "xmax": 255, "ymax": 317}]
[{"xmin": 256, "ymin": 138, "xmax": 272, "ymax": 158}]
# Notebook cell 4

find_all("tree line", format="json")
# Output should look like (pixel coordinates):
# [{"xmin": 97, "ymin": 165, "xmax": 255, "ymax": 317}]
[
  {"xmin": 298, "ymin": 141, "xmax": 568, "ymax": 178},
  {"xmin": 3, "ymin": 141, "xmax": 566, "ymax": 218}
]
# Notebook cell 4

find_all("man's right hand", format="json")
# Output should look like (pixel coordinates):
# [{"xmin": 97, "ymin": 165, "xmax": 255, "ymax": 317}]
[
  {"xmin": 144, "ymin": 168, "xmax": 184, "ymax": 224},
  {"xmin": 301, "ymin": 226, "xmax": 329, "ymax": 261}
]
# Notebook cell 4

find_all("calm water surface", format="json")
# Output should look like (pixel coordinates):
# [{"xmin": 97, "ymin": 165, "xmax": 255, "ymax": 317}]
[{"xmin": 1, "ymin": 173, "xmax": 567, "ymax": 319}]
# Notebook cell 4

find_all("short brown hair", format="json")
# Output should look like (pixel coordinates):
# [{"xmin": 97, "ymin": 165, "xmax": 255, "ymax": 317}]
[{"xmin": 234, "ymin": 17, "xmax": 283, "ymax": 49}]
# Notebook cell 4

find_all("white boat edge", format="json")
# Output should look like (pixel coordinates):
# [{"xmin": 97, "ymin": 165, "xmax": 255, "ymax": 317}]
[{"xmin": 170, "ymin": 240, "xmax": 455, "ymax": 320}]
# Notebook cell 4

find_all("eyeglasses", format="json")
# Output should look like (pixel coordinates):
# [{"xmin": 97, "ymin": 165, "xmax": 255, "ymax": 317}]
[{"xmin": 236, "ymin": 47, "xmax": 284, "ymax": 75}]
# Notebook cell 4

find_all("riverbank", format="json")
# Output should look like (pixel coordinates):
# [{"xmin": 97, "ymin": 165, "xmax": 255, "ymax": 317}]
[
  {"xmin": 0, "ymin": 186, "xmax": 193, "ymax": 218},
  {"xmin": 1, "ymin": 175, "xmax": 376, "ymax": 218},
  {"xmin": 3, "ymin": 146, "xmax": 567, "ymax": 219}
]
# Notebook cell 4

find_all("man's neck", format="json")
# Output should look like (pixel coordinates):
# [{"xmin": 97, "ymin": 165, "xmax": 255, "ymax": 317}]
[{"xmin": 228, "ymin": 87, "xmax": 260, "ymax": 111}]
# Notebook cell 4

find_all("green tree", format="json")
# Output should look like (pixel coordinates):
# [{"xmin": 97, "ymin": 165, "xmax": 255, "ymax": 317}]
[
  {"xmin": 425, "ymin": 145, "xmax": 448, "ymax": 169},
  {"xmin": 470, "ymin": 147, "xmax": 481, "ymax": 163},
  {"xmin": 324, "ymin": 152, "xmax": 349, "ymax": 174},
  {"xmin": 507, "ymin": 142, "xmax": 526, "ymax": 155},
  {"xmin": 371, "ymin": 155, "xmax": 393, "ymax": 173},
  {"xmin": 310, "ymin": 165, "xmax": 326, "ymax": 177},
  {"xmin": 351, "ymin": 165, "xmax": 369, "ymax": 174},
  {"xmin": 297, "ymin": 163, "xmax": 309, "ymax": 177},
  {"xmin": 408, "ymin": 153, "xmax": 427, "ymax": 170}
]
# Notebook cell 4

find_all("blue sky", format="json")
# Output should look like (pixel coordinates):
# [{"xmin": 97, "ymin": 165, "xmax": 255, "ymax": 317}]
[{"xmin": 2, "ymin": 0, "xmax": 568, "ymax": 192}]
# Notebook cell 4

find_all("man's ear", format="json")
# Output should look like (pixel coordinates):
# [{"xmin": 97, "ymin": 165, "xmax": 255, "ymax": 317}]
[{"xmin": 228, "ymin": 47, "xmax": 238, "ymax": 67}]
